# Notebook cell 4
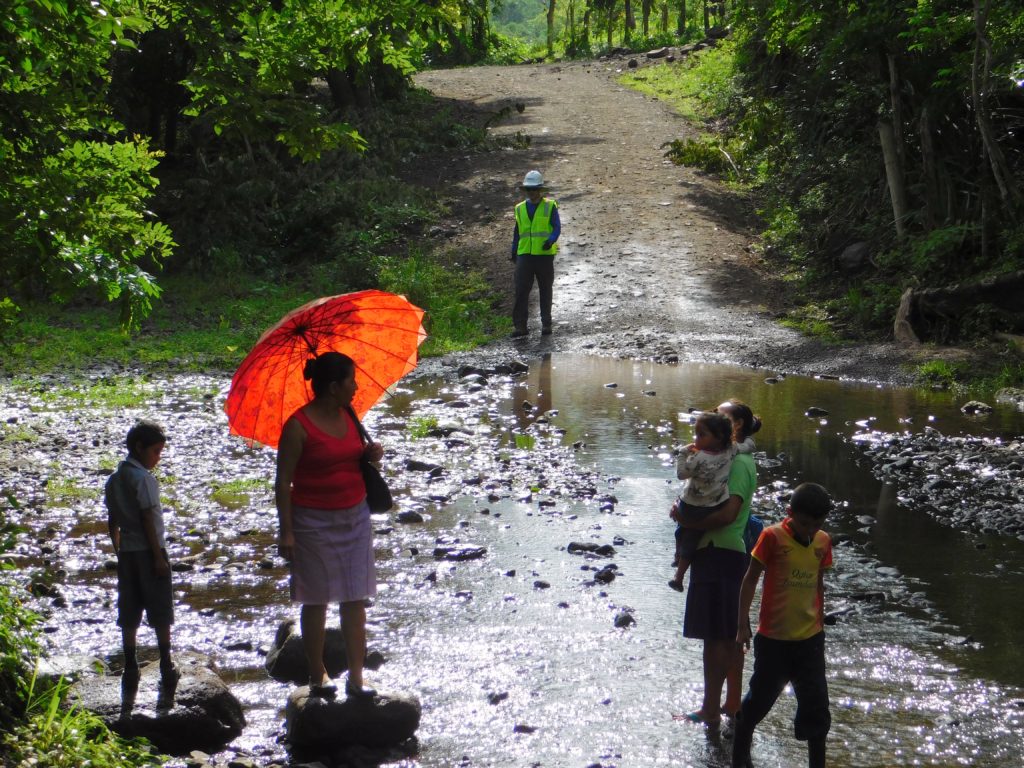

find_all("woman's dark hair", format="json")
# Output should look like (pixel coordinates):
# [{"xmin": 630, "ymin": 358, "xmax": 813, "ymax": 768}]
[
  {"xmin": 126, "ymin": 420, "xmax": 167, "ymax": 455},
  {"xmin": 303, "ymin": 351, "xmax": 356, "ymax": 398},
  {"xmin": 716, "ymin": 400, "xmax": 762, "ymax": 442},
  {"xmin": 695, "ymin": 412, "xmax": 734, "ymax": 450}
]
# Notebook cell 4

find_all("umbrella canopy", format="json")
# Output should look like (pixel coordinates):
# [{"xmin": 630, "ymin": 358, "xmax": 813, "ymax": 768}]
[{"xmin": 224, "ymin": 290, "xmax": 426, "ymax": 448}]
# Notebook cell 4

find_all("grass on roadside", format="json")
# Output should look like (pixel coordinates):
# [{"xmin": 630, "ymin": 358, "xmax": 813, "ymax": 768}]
[
  {"xmin": 2, "ymin": 672, "xmax": 162, "ymax": 768},
  {"xmin": 0, "ymin": 249, "xmax": 509, "ymax": 376}
]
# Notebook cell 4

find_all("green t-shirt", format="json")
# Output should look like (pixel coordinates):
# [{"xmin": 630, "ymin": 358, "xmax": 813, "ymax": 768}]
[{"xmin": 698, "ymin": 452, "xmax": 756, "ymax": 553}]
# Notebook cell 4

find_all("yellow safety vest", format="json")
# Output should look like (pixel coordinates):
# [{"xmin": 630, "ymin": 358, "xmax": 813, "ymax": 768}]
[{"xmin": 515, "ymin": 199, "xmax": 558, "ymax": 256}]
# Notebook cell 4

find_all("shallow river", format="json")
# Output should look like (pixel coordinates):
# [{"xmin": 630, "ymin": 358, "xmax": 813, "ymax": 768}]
[{"xmin": 5, "ymin": 354, "xmax": 1024, "ymax": 767}]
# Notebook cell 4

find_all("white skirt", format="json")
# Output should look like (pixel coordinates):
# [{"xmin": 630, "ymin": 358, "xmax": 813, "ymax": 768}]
[{"xmin": 290, "ymin": 500, "xmax": 376, "ymax": 605}]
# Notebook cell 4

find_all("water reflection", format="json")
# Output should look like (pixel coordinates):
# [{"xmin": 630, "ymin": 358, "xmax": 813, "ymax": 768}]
[{"xmin": 6, "ymin": 356, "xmax": 1024, "ymax": 767}]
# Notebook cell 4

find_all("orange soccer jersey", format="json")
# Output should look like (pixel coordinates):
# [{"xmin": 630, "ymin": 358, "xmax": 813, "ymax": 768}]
[{"xmin": 751, "ymin": 519, "xmax": 833, "ymax": 641}]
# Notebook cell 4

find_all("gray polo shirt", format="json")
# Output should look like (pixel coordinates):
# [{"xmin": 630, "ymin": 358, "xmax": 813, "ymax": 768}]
[{"xmin": 104, "ymin": 456, "xmax": 166, "ymax": 552}]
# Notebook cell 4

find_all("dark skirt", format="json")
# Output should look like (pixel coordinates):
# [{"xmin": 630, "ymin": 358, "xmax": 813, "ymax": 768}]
[{"xmin": 682, "ymin": 545, "xmax": 749, "ymax": 641}]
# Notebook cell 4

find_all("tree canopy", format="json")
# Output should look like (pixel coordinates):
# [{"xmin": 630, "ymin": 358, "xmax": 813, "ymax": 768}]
[{"xmin": 0, "ymin": 0, "xmax": 500, "ymax": 329}]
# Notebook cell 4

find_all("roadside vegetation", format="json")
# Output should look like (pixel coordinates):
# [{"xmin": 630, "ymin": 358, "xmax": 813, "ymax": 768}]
[{"xmin": 623, "ymin": 1, "xmax": 1024, "ymax": 389}]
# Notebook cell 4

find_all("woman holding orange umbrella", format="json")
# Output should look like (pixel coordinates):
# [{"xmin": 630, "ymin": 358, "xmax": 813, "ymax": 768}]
[{"xmin": 275, "ymin": 351, "xmax": 383, "ymax": 699}]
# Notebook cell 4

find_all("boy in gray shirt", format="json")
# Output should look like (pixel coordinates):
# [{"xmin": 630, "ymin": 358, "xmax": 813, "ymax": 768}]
[{"xmin": 105, "ymin": 420, "xmax": 178, "ymax": 688}]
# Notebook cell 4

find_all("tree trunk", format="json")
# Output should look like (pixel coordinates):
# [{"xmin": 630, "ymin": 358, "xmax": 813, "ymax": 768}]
[
  {"xmin": 919, "ymin": 106, "xmax": 941, "ymax": 229},
  {"xmin": 661, "ymin": 2, "xmax": 669, "ymax": 33},
  {"xmin": 886, "ymin": 53, "xmax": 903, "ymax": 164},
  {"xmin": 895, "ymin": 270, "xmax": 1024, "ymax": 342},
  {"xmin": 325, "ymin": 66, "xmax": 355, "ymax": 110},
  {"xmin": 703, "ymin": 0, "xmax": 710, "ymax": 33},
  {"xmin": 624, "ymin": 0, "xmax": 634, "ymax": 44},
  {"xmin": 547, "ymin": 0, "xmax": 557, "ymax": 58},
  {"xmin": 972, "ymin": 0, "xmax": 1019, "ymax": 207},
  {"xmin": 878, "ymin": 119, "xmax": 909, "ymax": 238},
  {"xmin": 642, "ymin": 0, "xmax": 653, "ymax": 36},
  {"xmin": 677, "ymin": 0, "xmax": 687, "ymax": 35}
]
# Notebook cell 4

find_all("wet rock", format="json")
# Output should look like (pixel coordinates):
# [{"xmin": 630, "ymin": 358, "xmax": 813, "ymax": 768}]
[
  {"xmin": 533, "ymin": 580, "xmax": 551, "ymax": 589},
  {"xmin": 433, "ymin": 545, "xmax": 487, "ymax": 561},
  {"xmin": 406, "ymin": 459, "xmax": 442, "ymax": 473},
  {"xmin": 488, "ymin": 691, "xmax": 509, "ymax": 705},
  {"xmin": 593, "ymin": 564, "xmax": 618, "ymax": 584},
  {"xmin": 265, "ymin": 620, "xmax": 385, "ymax": 685},
  {"xmin": 805, "ymin": 406, "xmax": 829, "ymax": 418},
  {"xmin": 960, "ymin": 400, "xmax": 993, "ymax": 415},
  {"xmin": 646, "ymin": 46, "xmax": 670, "ymax": 59},
  {"xmin": 285, "ymin": 687, "xmax": 421, "ymax": 749},
  {"xmin": 69, "ymin": 654, "xmax": 245, "ymax": 755},
  {"xmin": 995, "ymin": 387, "xmax": 1024, "ymax": 410},
  {"xmin": 613, "ymin": 610, "xmax": 636, "ymax": 628},
  {"xmin": 567, "ymin": 542, "xmax": 617, "ymax": 557},
  {"xmin": 396, "ymin": 510, "xmax": 424, "ymax": 524},
  {"xmin": 513, "ymin": 723, "xmax": 537, "ymax": 734}
]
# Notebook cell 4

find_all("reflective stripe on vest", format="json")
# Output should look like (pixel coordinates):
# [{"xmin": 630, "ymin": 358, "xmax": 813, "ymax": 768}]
[{"xmin": 515, "ymin": 199, "xmax": 558, "ymax": 256}]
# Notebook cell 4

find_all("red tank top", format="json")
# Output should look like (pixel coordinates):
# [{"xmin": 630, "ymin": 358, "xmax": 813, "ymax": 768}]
[{"xmin": 290, "ymin": 408, "xmax": 366, "ymax": 510}]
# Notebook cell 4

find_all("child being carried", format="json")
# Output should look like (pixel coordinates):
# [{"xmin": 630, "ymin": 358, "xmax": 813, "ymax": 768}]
[{"xmin": 668, "ymin": 411, "xmax": 755, "ymax": 592}]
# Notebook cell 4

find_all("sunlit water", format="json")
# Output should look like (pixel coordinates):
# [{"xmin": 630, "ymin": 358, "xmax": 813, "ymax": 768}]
[{"xmin": 5, "ymin": 354, "xmax": 1024, "ymax": 767}]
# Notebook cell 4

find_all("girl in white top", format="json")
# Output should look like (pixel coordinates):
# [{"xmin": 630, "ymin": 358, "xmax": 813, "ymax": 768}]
[{"xmin": 669, "ymin": 412, "xmax": 755, "ymax": 592}]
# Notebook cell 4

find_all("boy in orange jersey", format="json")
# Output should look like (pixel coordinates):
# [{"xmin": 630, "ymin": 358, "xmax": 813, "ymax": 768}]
[{"xmin": 732, "ymin": 483, "xmax": 834, "ymax": 768}]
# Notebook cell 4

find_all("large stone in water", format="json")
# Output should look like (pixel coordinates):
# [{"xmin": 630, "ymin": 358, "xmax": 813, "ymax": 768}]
[
  {"xmin": 69, "ymin": 653, "xmax": 244, "ymax": 755},
  {"xmin": 266, "ymin": 619, "xmax": 385, "ymax": 684},
  {"xmin": 285, "ymin": 687, "xmax": 421, "ymax": 749}
]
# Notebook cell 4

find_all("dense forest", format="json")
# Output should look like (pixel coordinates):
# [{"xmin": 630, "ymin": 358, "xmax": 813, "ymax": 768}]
[{"xmin": 1, "ymin": 0, "xmax": 1021, "ymax": 342}]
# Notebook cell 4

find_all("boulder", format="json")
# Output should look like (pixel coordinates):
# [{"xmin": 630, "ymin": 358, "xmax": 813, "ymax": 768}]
[
  {"xmin": 995, "ymin": 387, "xmax": 1024, "ymax": 411},
  {"xmin": 266, "ymin": 620, "xmax": 385, "ymax": 685},
  {"xmin": 960, "ymin": 400, "xmax": 993, "ymax": 415},
  {"xmin": 285, "ymin": 687, "xmax": 421, "ymax": 749},
  {"xmin": 837, "ymin": 241, "xmax": 870, "ymax": 271},
  {"xmin": 69, "ymin": 654, "xmax": 244, "ymax": 755}
]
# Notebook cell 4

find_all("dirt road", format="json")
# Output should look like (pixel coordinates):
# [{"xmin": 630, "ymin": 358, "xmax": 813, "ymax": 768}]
[{"xmin": 413, "ymin": 59, "xmax": 928, "ymax": 385}]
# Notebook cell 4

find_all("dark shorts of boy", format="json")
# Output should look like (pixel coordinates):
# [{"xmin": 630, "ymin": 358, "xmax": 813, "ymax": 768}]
[
  {"xmin": 673, "ymin": 499, "xmax": 725, "ymax": 562},
  {"xmin": 739, "ymin": 631, "xmax": 831, "ymax": 741},
  {"xmin": 116, "ymin": 549, "xmax": 174, "ymax": 628},
  {"xmin": 682, "ymin": 544, "xmax": 748, "ymax": 641}
]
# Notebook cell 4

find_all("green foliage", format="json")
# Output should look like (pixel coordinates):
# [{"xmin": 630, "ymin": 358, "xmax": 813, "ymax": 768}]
[
  {"xmin": 408, "ymin": 416, "xmax": 439, "ymax": 439},
  {"xmin": 914, "ymin": 359, "xmax": 972, "ymax": 389},
  {"xmin": 644, "ymin": 1, "xmax": 1024, "ymax": 343},
  {"xmin": 662, "ymin": 136, "xmax": 742, "ymax": 179},
  {"xmin": 2, "ymin": 674, "xmax": 161, "ymax": 767},
  {"xmin": 0, "ymin": 501, "xmax": 36, "ymax": 730},
  {"xmin": 0, "ymin": 0, "xmax": 172, "ymax": 329},
  {"xmin": 377, "ymin": 250, "xmax": 512, "ymax": 356}
]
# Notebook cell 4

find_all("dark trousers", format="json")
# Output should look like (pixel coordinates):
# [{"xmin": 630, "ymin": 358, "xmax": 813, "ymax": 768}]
[
  {"xmin": 512, "ymin": 255, "xmax": 554, "ymax": 331},
  {"xmin": 732, "ymin": 632, "xmax": 830, "ymax": 768}
]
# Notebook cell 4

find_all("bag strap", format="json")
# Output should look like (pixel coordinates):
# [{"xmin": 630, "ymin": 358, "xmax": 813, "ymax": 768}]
[{"xmin": 344, "ymin": 405, "xmax": 371, "ymax": 446}]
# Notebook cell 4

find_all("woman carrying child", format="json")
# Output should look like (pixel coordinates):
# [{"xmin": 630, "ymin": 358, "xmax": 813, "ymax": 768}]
[
  {"xmin": 669, "ymin": 411, "xmax": 755, "ymax": 592},
  {"xmin": 675, "ymin": 400, "xmax": 762, "ymax": 727}
]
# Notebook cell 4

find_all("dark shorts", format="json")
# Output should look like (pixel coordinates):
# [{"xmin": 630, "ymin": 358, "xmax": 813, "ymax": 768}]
[
  {"xmin": 673, "ymin": 500, "xmax": 724, "ymax": 561},
  {"xmin": 739, "ymin": 632, "xmax": 831, "ymax": 741},
  {"xmin": 116, "ymin": 549, "xmax": 174, "ymax": 629},
  {"xmin": 682, "ymin": 545, "xmax": 748, "ymax": 641}
]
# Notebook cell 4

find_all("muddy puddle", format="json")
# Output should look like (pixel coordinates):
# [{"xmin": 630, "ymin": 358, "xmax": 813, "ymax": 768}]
[{"xmin": 2, "ymin": 354, "xmax": 1023, "ymax": 767}]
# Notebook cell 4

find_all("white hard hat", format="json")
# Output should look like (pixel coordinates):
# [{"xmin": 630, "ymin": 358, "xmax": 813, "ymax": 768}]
[{"xmin": 522, "ymin": 170, "xmax": 545, "ymax": 189}]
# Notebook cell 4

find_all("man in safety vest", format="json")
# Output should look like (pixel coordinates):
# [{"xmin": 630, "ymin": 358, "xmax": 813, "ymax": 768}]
[{"xmin": 510, "ymin": 169, "xmax": 561, "ymax": 338}]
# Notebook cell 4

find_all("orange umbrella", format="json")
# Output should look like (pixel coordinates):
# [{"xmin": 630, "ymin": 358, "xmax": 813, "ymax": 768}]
[{"xmin": 224, "ymin": 290, "xmax": 426, "ymax": 448}]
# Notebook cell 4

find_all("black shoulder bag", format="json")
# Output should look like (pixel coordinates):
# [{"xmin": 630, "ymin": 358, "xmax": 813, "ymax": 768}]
[{"xmin": 346, "ymin": 406, "xmax": 394, "ymax": 513}]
